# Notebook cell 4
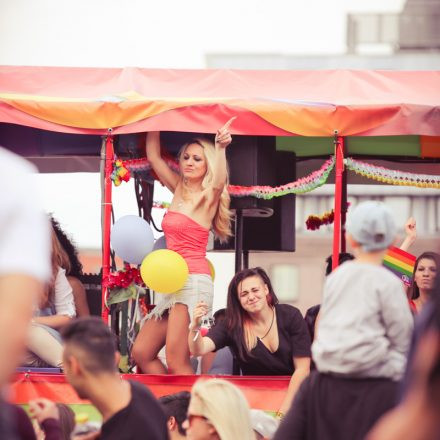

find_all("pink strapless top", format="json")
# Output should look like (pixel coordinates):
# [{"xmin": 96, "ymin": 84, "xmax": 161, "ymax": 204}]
[{"xmin": 162, "ymin": 211, "xmax": 210, "ymax": 275}]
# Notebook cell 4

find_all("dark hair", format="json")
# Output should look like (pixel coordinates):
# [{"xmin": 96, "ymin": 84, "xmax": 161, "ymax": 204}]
[
  {"xmin": 225, "ymin": 267, "xmax": 278, "ymax": 362},
  {"xmin": 56, "ymin": 403, "xmax": 75, "ymax": 440},
  {"xmin": 325, "ymin": 252, "xmax": 355, "ymax": 276},
  {"xmin": 213, "ymin": 308, "xmax": 226, "ymax": 322},
  {"xmin": 50, "ymin": 216, "xmax": 83, "ymax": 278},
  {"xmin": 61, "ymin": 317, "xmax": 117, "ymax": 373},
  {"xmin": 409, "ymin": 252, "xmax": 440, "ymax": 300},
  {"xmin": 158, "ymin": 391, "xmax": 191, "ymax": 436}
]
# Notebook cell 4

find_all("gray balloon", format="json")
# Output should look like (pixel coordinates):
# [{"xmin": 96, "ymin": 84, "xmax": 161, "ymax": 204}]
[
  {"xmin": 110, "ymin": 215, "xmax": 154, "ymax": 265},
  {"xmin": 153, "ymin": 235, "xmax": 168, "ymax": 250}
]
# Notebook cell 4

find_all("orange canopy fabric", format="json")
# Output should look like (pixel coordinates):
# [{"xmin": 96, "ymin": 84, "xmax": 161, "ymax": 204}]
[{"xmin": 0, "ymin": 66, "xmax": 439, "ymax": 137}]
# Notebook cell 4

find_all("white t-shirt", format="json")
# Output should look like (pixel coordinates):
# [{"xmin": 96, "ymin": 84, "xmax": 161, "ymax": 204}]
[
  {"xmin": 53, "ymin": 267, "xmax": 76, "ymax": 317},
  {"xmin": 0, "ymin": 147, "xmax": 51, "ymax": 281},
  {"xmin": 312, "ymin": 261, "xmax": 413, "ymax": 381}
]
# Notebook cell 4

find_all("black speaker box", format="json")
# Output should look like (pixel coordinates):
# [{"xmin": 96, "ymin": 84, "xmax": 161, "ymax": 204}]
[{"xmin": 214, "ymin": 136, "xmax": 296, "ymax": 252}]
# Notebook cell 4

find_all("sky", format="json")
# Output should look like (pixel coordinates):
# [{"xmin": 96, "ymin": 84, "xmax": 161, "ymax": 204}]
[{"xmin": 0, "ymin": 0, "xmax": 405, "ymax": 68}]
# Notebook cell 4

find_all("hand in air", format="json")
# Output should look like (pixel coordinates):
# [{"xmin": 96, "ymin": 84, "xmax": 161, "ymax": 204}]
[
  {"xmin": 29, "ymin": 398, "xmax": 59, "ymax": 424},
  {"xmin": 404, "ymin": 217, "xmax": 417, "ymax": 241},
  {"xmin": 192, "ymin": 301, "xmax": 209, "ymax": 329},
  {"xmin": 215, "ymin": 117, "xmax": 236, "ymax": 149}
]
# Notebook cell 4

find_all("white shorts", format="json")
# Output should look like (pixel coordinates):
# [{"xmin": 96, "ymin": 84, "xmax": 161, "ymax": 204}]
[{"xmin": 146, "ymin": 273, "xmax": 214, "ymax": 321}]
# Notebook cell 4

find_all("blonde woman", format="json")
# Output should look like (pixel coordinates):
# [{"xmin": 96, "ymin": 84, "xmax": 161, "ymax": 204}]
[
  {"xmin": 133, "ymin": 119, "xmax": 234, "ymax": 374},
  {"xmin": 183, "ymin": 378, "xmax": 255, "ymax": 440}
]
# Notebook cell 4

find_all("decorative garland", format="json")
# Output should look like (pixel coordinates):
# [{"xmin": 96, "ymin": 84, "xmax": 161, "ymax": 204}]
[
  {"xmin": 306, "ymin": 209, "xmax": 334, "ymax": 230},
  {"xmin": 112, "ymin": 155, "xmax": 335, "ymax": 199},
  {"xmin": 229, "ymin": 156, "xmax": 335, "ymax": 199},
  {"xmin": 305, "ymin": 202, "xmax": 351, "ymax": 230},
  {"xmin": 152, "ymin": 201, "xmax": 171, "ymax": 209},
  {"xmin": 111, "ymin": 159, "xmax": 131, "ymax": 187},
  {"xmin": 345, "ymin": 157, "xmax": 440, "ymax": 189},
  {"xmin": 111, "ymin": 156, "xmax": 179, "ymax": 186}
]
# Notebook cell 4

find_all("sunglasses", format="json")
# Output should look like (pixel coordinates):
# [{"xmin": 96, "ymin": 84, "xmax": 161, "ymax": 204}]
[{"xmin": 186, "ymin": 414, "xmax": 212, "ymax": 426}]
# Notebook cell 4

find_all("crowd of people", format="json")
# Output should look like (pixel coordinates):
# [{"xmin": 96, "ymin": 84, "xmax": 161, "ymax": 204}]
[{"xmin": 1, "ymin": 121, "xmax": 440, "ymax": 439}]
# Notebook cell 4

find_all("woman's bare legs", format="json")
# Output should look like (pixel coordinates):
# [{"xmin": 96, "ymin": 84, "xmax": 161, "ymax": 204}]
[
  {"xmin": 166, "ymin": 304, "xmax": 194, "ymax": 374},
  {"xmin": 132, "ymin": 315, "xmax": 168, "ymax": 374}
]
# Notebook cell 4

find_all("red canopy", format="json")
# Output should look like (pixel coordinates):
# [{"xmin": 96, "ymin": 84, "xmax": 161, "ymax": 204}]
[{"xmin": 1, "ymin": 66, "xmax": 439, "ymax": 137}]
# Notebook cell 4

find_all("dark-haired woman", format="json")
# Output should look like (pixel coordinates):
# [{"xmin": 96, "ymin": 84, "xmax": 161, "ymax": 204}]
[
  {"xmin": 51, "ymin": 217, "xmax": 89, "ymax": 317},
  {"xmin": 408, "ymin": 252, "xmax": 440, "ymax": 313},
  {"xmin": 189, "ymin": 267, "xmax": 311, "ymax": 417}
]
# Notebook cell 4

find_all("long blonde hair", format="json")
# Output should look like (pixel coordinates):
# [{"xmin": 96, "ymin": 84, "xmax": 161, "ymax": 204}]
[
  {"xmin": 179, "ymin": 138, "xmax": 232, "ymax": 243},
  {"xmin": 189, "ymin": 379, "xmax": 255, "ymax": 440}
]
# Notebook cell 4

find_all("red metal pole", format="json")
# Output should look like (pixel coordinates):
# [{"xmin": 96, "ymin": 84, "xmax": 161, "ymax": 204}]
[
  {"xmin": 340, "ymin": 149, "xmax": 348, "ymax": 253},
  {"xmin": 332, "ymin": 134, "xmax": 345, "ymax": 271},
  {"xmin": 101, "ymin": 130, "xmax": 114, "ymax": 322}
]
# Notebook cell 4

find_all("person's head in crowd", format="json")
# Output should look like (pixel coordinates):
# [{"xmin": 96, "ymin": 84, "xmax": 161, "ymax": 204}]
[
  {"xmin": 50, "ymin": 216, "xmax": 83, "ymax": 278},
  {"xmin": 213, "ymin": 308, "xmax": 226, "ymax": 323},
  {"xmin": 225, "ymin": 267, "xmax": 279, "ymax": 362},
  {"xmin": 325, "ymin": 252, "xmax": 355, "ymax": 276},
  {"xmin": 346, "ymin": 201, "xmax": 396, "ymax": 257},
  {"xmin": 183, "ymin": 379, "xmax": 255, "ymax": 440},
  {"xmin": 159, "ymin": 391, "xmax": 191, "ymax": 439},
  {"xmin": 56, "ymin": 403, "xmax": 75, "ymax": 440},
  {"xmin": 61, "ymin": 317, "xmax": 118, "ymax": 399},
  {"xmin": 250, "ymin": 409, "xmax": 279, "ymax": 440},
  {"xmin": 409, "ymin": 252, "xmax": 440, "ymax": 302}
]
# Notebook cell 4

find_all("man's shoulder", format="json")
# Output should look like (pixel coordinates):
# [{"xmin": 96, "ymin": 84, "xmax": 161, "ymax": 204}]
[
  {"xmin": 129, "ymin": 380, "xmax": 158, "ymax": 403},
  {"xmin": 1, "ymin": 147, "xmax": 36, "ymax": 177},
  {"xmin": 102, "ymin": 381, "xmax": 167, "ymax": 439}
]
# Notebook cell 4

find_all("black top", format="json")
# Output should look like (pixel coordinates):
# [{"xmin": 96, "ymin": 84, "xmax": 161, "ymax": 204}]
[
  {"xmin": 207, "ymin": 304, "xmax": 311, "ymax": 375},
  {"xmin": 101, "ymin": 381, "xmax": 168, "ymax": 440},
  {"xmin": 273, "ymin": 371, "xmax": 398, "ymax": 440}
]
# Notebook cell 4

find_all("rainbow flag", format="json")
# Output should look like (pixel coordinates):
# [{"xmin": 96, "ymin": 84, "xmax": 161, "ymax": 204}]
[{"xmin": 383, "ymin": 246, "xmax": 416, "ymax": 286}]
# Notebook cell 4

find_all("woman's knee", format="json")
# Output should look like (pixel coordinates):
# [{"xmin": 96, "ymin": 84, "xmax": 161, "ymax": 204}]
[
  {"xmin": 166, "ymin": 348, "xmax": 192, "ymax": 373},
  {"xmin": 132, "ymin": 338, "xmax": 149, "ymax": 363}
]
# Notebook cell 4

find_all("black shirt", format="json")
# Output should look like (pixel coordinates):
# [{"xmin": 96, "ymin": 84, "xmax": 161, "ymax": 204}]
[
  {"xmin": 207, "ymin": 304, "xmax": 311, "ymax": 375},
  {"xmin": 273, "ymin": 371, "xmax": 398, "ymax": 440},
  {"xmin": 101, "ymin": 381, "xmax": 168, "ymax": 440}
]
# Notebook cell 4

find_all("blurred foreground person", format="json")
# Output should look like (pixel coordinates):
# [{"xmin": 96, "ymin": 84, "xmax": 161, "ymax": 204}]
[
  {"xmin": 366, "ymin": 329, "xmax": 440, "ymax": 440},
  {"xmin": 0, "ymin": 147, "xmax": 51, "ymax": 438},
  {"xmin": 183, "ymin": 378, "xmax": 254, "ymax": 440},
  {"xmin": 61, "ymin": 317, "xmax": 168, "ymax": 440}
]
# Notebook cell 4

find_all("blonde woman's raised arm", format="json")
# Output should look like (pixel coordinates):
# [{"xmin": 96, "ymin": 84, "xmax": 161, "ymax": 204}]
[
  {"xmin": 146, "ymin": 131, "xmax": 180, "ymax": 193},
  {"xmin": 209, "ymin": 117, "xmax": 236, "ymax": 200}
]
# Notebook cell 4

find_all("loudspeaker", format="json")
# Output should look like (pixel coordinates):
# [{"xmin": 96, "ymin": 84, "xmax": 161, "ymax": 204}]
[
  {"xmin": 227, "ymin": 136, "xmax": 276, "ymax": 217},
  {"xmin": 214, "ymin": 136, "xmax": 296, "ymax": 252}
]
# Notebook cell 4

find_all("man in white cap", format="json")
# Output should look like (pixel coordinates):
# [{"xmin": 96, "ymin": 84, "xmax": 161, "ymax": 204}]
[{"xmin": 274, "ymin": 201, "xmax": 414, "ymax": 440}]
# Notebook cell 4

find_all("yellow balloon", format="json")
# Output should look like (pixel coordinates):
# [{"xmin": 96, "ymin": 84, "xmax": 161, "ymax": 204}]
[
  {"xmin": 141, "ymin": 250, "xmax": 188, "ymax": 294},
  {"xmin": 207, "ymin": 258, "xmax": 215, "ymax": 281}
]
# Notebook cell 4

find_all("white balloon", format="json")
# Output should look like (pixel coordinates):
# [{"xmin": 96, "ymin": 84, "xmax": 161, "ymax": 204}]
[
  {"xmin": 153, "ymin": 235, "xmax": 168, "ymax": 251},
  {"xmin": 111, "ymin": 215, "xmax": 154, "ymax": 264}
]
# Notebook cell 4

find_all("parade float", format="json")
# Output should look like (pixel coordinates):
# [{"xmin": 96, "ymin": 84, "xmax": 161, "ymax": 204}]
[{"xmin": 1, "ymin": 66, "xmax": 439, "ymax": 416}]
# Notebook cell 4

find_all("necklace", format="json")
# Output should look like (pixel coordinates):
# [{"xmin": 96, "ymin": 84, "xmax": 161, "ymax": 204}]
[{"xmin": 259, "ymin": 307, "xmax": 275, "ymax": 340}]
